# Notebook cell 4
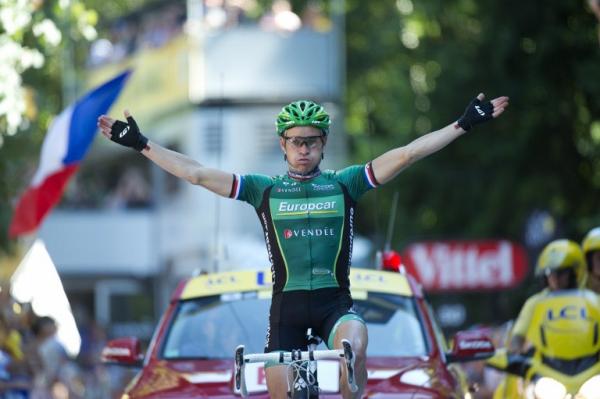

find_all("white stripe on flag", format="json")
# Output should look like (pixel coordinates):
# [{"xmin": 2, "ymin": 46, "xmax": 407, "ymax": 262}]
[{"xmin": 31, "ymin": 106, "xmax": 73, "ymax": 187}]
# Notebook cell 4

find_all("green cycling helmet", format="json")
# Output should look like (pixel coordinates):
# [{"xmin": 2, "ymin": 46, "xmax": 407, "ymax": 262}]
[{"xmin": 276, "ymin": 100, "xmax": 330, "ymax": 136}]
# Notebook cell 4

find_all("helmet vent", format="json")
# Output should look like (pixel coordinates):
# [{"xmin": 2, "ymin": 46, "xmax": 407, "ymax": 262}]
[{"xmin": 275, "ymin": 100, "xmax": 331, "ymax": 136}]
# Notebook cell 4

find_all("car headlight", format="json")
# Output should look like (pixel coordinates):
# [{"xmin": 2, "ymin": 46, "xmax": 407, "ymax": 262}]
[
  {"xmin": 578, "ymin": 375, "xmax": 600, "ymax": 399},
  {"xmin": 533, "ymin": 377, "xmax": 567, "ymax": 399},
  {"xmin": 525, "ymin": 383, "xmax": 535, "ymax": 399}
]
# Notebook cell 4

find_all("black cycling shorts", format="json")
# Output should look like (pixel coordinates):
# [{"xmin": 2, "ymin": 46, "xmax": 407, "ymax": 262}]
[{"xmin": 264, "ymin": 287, "xmax": 361, "ymax": 353}]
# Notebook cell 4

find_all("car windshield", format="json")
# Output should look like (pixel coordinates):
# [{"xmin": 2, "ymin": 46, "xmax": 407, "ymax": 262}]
[{"xmin": 161, "ymin": 291, "xmax": 428, "ymax": 359}]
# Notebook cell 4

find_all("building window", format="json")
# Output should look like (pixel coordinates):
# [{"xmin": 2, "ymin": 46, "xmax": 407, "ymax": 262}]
[
  {"xmin": 257, "ymin": 123, "xmax": 280, "ymax": 156},
  {"xmin": 205, "ymin": 122, "xmax": 223, "ymax": 154}
]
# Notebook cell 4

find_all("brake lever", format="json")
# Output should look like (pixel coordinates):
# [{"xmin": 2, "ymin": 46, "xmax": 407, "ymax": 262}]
[
  {"xmin": 234, "ymin": 345, "xmax": 248, "ymax": 397},
  {"xmin": 341, "ymin": 339, "xmax": 358, "ymax": 393}
]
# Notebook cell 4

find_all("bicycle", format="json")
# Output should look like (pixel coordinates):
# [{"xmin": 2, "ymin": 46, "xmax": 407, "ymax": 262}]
[{"xmin": 234, "ymin": 330, "xmax": 358, "ymax": 398}]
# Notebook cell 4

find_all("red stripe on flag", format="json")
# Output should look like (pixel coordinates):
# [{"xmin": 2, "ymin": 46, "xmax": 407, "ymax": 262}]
[{"xmin": 9, "ymin": 165, "xmax": 79, "ymax": 238}]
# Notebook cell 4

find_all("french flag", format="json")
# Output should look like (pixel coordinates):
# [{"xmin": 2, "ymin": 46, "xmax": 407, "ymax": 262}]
[{"xmin": 9, "ymin": 70, "xmax": 131, "ymax": 238}]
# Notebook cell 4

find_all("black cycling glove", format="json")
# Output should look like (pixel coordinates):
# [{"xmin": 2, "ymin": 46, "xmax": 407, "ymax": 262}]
[
  {"xmin": 456, "ymin": 96, "xmax": 494, "ymax": 131},
  {"xmin": 109, "ymin": 116, "xmax": 148, "ymax": 152}
]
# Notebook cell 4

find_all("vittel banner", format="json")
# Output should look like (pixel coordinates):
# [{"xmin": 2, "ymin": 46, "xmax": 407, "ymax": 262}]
[{"xmin": 402, "ymin": 240, "xmax": 529, "ymax": 292}]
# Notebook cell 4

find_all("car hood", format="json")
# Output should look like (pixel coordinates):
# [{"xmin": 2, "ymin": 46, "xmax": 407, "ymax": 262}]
[
  {"xmin": 364, "ymin": 357, "xmax": 457, "ymax": 397},
  {"xmin": 126, "ymin": 357, "xmax": 456, "ymax": 398},
  {"xmin": 126, "ymin": 359, "xmax": 241, "ymax": 398}
]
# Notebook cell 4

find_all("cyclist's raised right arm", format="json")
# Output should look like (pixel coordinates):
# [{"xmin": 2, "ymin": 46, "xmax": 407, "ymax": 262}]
[{"xmin": 98, "ymin": 110, "xmax": 233, "ymax": 197}]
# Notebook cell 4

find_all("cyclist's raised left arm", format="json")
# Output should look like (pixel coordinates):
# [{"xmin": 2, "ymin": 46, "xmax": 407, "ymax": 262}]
[{"xmin": 371, "ymin": 93, "xmax": 509, "ymax": 185}]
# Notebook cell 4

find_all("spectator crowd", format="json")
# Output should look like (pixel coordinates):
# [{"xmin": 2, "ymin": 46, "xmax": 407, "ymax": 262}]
[
  {"xmin": 88, "ymin": 0, "xmax": 331, "ymax": 67},
  {"xmin": 0, "ymin": 282, "xmax": 124, "ymax": 399}
]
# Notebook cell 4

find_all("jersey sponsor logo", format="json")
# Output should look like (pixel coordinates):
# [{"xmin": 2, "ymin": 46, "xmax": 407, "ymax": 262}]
[
  {"xmin": 260, "ymin": 212, "xmax": 275, "ymax": 268},
  {"xmin": 271, "ymin": 196, "xmax": 343, "ymax": 220},
  {"xmin": 276, "ymin": 187, "xmax": 302, "ymax": 193},
  {"xmin": 283, "ymin": 228, "xmax": 336, "ymax": 239},
  {"xmin": 547, "ymin": 305, "xmax": 591, "ymax": 321},
  {"xmin": 278, "ymin": 200, "xmax": 337, "ymax": 213},
  {"xmin": 265, "ymin": 325, "xmax": 271, "ymax": 349},
  {"xmin": 348, "ymin": 207, "xmax": 355, "ymax": 268},
  {"xmin": 458, "ymin": 339, "xmax": 494, "ymax": 350},
  {"xmin": 311, "ymin": 183, "xmax": 336, "ymax": 192}
]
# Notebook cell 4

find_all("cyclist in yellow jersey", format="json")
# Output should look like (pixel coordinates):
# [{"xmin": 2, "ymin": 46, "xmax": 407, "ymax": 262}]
[
  {"xmin": 582, "ymin": 227, "xmax": 600, "ymax": 294},
  {"xmin": 98, "ymin": 93, "xmax": 509, "ymax": 398},
  {"xmin": 509, "ymin": 239, "xmax": 587, "ymax": 353}
]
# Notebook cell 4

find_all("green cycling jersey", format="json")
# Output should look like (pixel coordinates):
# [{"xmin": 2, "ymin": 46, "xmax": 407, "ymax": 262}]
[{"xmin": 230, "ymin": 163, "xmax": 379, "ymax": 293}]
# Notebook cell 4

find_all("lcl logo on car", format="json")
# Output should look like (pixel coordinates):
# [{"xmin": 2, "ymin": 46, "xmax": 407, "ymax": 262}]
[
  {"xmin": 204, "ymin": 275, "xmax": 237, "ymax": 286},
  {"xmin": 353, "ymin": 273, "xmax": 385, "ymax": 283}
]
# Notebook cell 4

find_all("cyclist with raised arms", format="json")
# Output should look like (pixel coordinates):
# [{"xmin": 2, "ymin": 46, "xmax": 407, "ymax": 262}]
[{"xmin": 98, "ymin": 93, "xmax": 509, "ymax": 398}]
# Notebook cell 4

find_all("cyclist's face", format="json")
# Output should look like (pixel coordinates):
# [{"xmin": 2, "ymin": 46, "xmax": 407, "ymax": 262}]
[{"xmin": 280, "ymin": 126, "xmax": 326, "ymax": 172}]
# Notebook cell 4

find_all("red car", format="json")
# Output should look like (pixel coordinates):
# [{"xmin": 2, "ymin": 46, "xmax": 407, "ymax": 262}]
[{"xmin": 103, "ymin": 268, "xmax": 494, "ymax": 398}]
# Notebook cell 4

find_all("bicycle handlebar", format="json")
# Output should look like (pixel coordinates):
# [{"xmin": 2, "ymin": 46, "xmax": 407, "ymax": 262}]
[
  {"xmin": 234, "ymin": 339, "xmax": 358, "ymax": 397},
  {"xmin": 243, "ymin": 348, "xmax": 345, "ymax": 363}
]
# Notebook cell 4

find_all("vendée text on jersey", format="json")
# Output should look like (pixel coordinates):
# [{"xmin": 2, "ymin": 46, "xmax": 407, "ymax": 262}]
[{"xmin": 283, "ymin": 228, "xmax": 336, "ymax": 239}]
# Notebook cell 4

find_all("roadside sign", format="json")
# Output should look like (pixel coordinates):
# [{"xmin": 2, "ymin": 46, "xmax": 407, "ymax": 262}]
[{"xmin": 402, "ymin": 240, "xmax": 529, "ymax": 292}]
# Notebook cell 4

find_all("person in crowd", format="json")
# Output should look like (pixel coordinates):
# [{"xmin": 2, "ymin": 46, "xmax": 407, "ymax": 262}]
[
  {"xmin": 0, "ymin": 314, "xmax": 30, "ymax": 397},
  {"xmin": 25, "ymin": 316, "xmax": 65, "ymax": 399},
  {"xmin": 260, "ymin": 0, "xmax": 302, "ymax": 32},
  {"xmin": 0, "ymin": 283, "xmax": 16, "ymax": 323},
  {"xmin": 302, "ymin": 1, "xmax": 332, "ymax": 32}
]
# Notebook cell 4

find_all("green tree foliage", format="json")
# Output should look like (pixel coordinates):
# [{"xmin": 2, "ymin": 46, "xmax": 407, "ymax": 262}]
[
  {"xmin": 345, "ymin": 0, "xmax": 600, "ymax": 248},
  {"xmin": 3, "ymin": 0, "xmax": 599, "ymax": 267}
]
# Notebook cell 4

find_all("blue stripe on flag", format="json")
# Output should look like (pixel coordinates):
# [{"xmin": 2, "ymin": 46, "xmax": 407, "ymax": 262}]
[{"xmin": 63, "ymin": 70, "xmax": 131, "ymax": 164}]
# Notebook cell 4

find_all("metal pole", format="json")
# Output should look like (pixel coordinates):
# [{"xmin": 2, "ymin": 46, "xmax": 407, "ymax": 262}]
[
  {"xmin": 212, "ymin": 73, "xmax": 225, "ymax": 273},
  {"xmin": 385, "ymin": 191, "xmax": 400, "ymax": 251}
]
